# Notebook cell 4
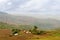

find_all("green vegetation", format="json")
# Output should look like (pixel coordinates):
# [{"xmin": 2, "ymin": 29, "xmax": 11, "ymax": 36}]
[
  {"xmin": 18, "ymin": 25, "xmax": 33, "ymax": 30},
  {"xmin": 12, "ymin": 29, "xmax": 20, "ymax": 35},
  {"xmin": 30, "ymin": 26, "xmax": 46, "ymax": 35},
  {"xmin": 0, "ymin": 22, "xmax": 60, "ymax": 40},
  {"xmin": 0, "ymin": 22, "xmax": 17, "ymax": 29}
]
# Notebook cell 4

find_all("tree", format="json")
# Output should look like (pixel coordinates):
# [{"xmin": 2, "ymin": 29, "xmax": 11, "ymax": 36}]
[
  {"xmin": 31, "ymin": 26, "xmax": 39, "ymax": 35},
  {"xmin": 34, "ymin": 26, "xmax": 38, "ymax": 30}
]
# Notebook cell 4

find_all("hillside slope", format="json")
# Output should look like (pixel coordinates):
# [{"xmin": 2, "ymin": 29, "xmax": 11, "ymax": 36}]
[{"xmin": 0, "ymin": 12, "xmax": 60, "ymax": 30}]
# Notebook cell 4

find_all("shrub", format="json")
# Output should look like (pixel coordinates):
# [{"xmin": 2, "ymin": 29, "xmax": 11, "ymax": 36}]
[
  {"xmin": 12, "ymin": 29, "xmax": 20, "ymax": 35},
  {"xmin": 30, "ymin": 26, "xmax": 46, "ymax": 35}
]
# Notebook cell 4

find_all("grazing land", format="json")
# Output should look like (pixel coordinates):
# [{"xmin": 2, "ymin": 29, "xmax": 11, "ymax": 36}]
[{"xmin": 0, "ymin": 13, "xmax": 60, "ymax": 40}]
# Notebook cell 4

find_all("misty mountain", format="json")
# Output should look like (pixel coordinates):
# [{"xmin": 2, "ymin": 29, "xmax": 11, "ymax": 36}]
[{"xmin": 0, "ymin": 12, "xmax": 60, "ymax": 30}]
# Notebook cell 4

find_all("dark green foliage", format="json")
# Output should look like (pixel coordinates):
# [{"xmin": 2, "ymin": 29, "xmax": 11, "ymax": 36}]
[
  {"xmin": 34, "ymin": 26, "xmax": 38, "ymax": 30},
  {"xmin": 31, "ymin": 30, "xmax": 40, "ymax": 35},
  {"xmin": 30, "ymin": 26, "xmax": 46, "ymax": 35},
  {"xmin": 12, "ymin": 29, "xmax": 20, "ymax": 35},
  {"xmin": 39, "ymin": 31, "xmax": 46, "ymax": 35},
  {"xmin": 30, "ymin": 26, "xmax": 39, "ymax": 35}
]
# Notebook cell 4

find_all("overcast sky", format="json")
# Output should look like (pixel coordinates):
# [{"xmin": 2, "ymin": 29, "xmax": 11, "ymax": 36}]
[{"xmin": 0, "ymin": 0, "xmax": 60, "ymax": 19}]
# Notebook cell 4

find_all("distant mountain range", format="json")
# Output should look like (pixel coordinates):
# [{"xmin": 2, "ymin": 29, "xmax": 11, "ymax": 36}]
[{"xmin": 0, "ymin": 12, "xmax": 60, "ymax": 30}]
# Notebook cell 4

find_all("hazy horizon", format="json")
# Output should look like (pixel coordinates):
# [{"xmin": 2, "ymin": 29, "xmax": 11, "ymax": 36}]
[{"xmin": 0, "ymin": 0, "xmax": 60, "ymax": 20}]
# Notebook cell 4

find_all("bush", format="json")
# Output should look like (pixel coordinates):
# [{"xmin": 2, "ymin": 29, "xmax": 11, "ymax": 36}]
[
  {"xmin": 12, "ymin": 29, "xmax": 20, "ymax": 35},
  {"xmin": 39, "ymin": 31, "xmax": 46, "ymax": 35},
  {"xmin": 30, "ymin": 26, "xmax": 46, "ymax": 35}
]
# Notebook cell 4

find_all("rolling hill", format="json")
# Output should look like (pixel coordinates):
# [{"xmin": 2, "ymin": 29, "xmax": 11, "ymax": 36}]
[{"xmin": 0, "ymin": 12, "xmax": 60, "ymax": 30}]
